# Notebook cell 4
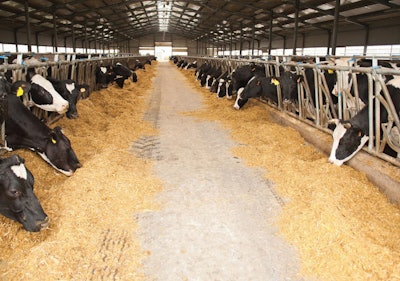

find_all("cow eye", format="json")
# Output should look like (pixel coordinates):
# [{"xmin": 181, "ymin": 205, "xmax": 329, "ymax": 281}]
[{"xmin": 8, "ymin": 189, "xmax": 21, "ymax": 197}]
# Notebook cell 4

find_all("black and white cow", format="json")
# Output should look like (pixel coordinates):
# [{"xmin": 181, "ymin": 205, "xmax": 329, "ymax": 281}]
[
  {"xmin": 3, "ymin": 79, "xmax": 82, "ymax": 176},
  {"xmin": 95, "ymin": 63, "xmax": 133, "ymax": 89},
  {"xmin": 231, "ymin": 63, "xmax": 266, "ymax": 94},
  {"xmin": 26, "ymin": 69, "xmax": 69, "ymax": 114},
  {"xmin": 113, "ymin": 62, "xmax": 133, "ymax": 88},
  {"xmin": 0, "ymin": 154, "xmax": 49, "ymax": 232},
  {"xmin": 47, "ymin": 78, "xmax": 80, "ymax": 119},
  {"xmin": 216, "ymin": 71, "xmax": 233, "ymax": 98},
  {"xmin": 233, "ymin": 74, "xmax": 279, "ymax": 110},
  {"xmin": 195, "ymin": 62, "xmax": 211, "ymax": 81},
  {"xmin": 206, "ymin": 66, "xmax": 222, "ymax": 90},
  {"xmin": 95, "ymin": 65, "xmax": 115, "ymax": 88},
  {"xmin": 328, "ymin": 75, "xmax": 400, "ymax": 165}
]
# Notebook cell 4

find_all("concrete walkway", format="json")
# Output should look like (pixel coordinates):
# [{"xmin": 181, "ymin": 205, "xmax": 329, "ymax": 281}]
[{"xmin": 136, "ymin": 62, "xmax": 305, "ymax": 281}]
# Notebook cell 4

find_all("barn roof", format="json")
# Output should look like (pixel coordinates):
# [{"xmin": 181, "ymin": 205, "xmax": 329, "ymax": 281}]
[{"xmin": 0, "ymin": 0, "xmax": 399, "ymax": 45}]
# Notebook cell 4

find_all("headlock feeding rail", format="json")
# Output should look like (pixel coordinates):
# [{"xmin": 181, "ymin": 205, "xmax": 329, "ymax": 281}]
[
  {"xmin": 179, "ymin": 55, "xmax": 400, "ymax": 168},
  {"xmin": 0, "ymin": 53, "xmax": 154, "ymax": 147}
]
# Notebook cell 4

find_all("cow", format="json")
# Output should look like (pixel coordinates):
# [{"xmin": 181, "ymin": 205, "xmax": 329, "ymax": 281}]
[
  {"xmin": 195, "ymin": 62, "xmax": 211, "ymax": 81},
  {"xmin": 2, "ymin": 78, "xmax": 82, "ymax": 176},
  {"xmin": 95, "ymin": 63, "xmax": 133, "ymax": 89},
  {"xmin": 112, "ymin": 62, "xmax": 133, "ymax": 88},
  {"xmin": 0, "ymin": 154, "xmax": 49, "ymax": 232},
  {"xmin": 328, "ymin": 75, "xmax": 400, "ymax": 165},
  {"xmin": 185, "ymin": 61, "xmax": 197, "ymax": 70},
  {"xmin": 233, "ymin": 74, "xmax": 279, "ymax": 110},
  {"xmin": 95, "ymin": 65, "xmax": 115, "ymax": 88},
  {"xmin": 231, "ymin": 63, "xmax": 266, "ymax": 94},
  {"xmin": 206, "ymin": 66, "xmax": 222, "ymax": 91},
  {"xmin": 47, "ymin": 77, "xmax": 80, "ymax": 119},
  {"xmin": 215, "ymin": 71, "xmax": 232, "ymax": 98},
  {"xmin": 25, "ymin": 68, "xmax": 69, "ymax": 114}
]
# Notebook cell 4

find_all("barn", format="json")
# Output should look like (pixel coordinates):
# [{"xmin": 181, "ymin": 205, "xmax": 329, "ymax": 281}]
[{"xmin": 0, "ymin": 1, "xmax": 399, "ymax": 280}]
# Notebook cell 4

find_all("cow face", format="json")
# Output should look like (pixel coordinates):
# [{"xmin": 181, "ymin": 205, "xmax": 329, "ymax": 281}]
[
  {"xmin": 277, "ymin": 71, "xmax": 300, "ymax": 103},
  {"xmin": 0, "ymin": 155, "xmax": 48, "ymax": 232},
  {"xmin": 38, "ymin": 126, "xmax": 82, "ymax": 176},
  {"xmin": 29, "ymin": 74, "xmax": 69, "ymax": 114},
  {"xmin": 95, "ymin": 66, "xmax": 115, "ymax": 88},
  {"xmin": 48, "ymin": 78, "xmax": 80, "ymax": 119},
  {"xmin": 328, "ymin": 119, "xmax": 369, "ymax": 165},
  {"xmin": 64, "ymin": 82, "xmax": 79, "ymax": 119},
  {"xmin": 233, "ymin": 87, "xmax": 248, "ymax": 110}
]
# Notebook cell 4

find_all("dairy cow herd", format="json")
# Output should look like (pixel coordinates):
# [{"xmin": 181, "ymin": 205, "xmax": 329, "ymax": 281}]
[
  {"xmin": 172, "ymin": 55, "xmax": 400, "ymax": 169},
  {"xmin": 0, "ymin": 55, "xmax": 154, "ymax": 231}
]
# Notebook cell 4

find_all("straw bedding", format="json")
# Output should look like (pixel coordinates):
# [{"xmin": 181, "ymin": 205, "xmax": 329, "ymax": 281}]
[
  {"xmin": 180, "ymin": 67, "xmax": 400, "ymax": 281},
  {"xmin": 0, "ymin": 63, "xmax": 161, "ymax": 280}
]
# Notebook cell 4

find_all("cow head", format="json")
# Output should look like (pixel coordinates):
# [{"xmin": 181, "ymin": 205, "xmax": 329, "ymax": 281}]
[
  {"xmin": 328, "ymin": 119, "xmax": 369, "ymax": 166},
  {"xmin": 95, "ymin": 66, "xmax": 115, "ymax": 88},
  {"xmin": 27, "ymin": 71, "xmax": 69, "ymax": 114},
  {"xmin": 0, "ymin": 155, "xmax": 48, "ymax": 232},
  {"xmin": 234, "ymin": 75, "xmax": 277, "ymax": 110},
  {"xmin": 277, "ymin": 71, "xmax": 301, "ymax": 103},
  {"xmin": 38, "ymin": 126, "xmax": 82, "ymax": 176}
]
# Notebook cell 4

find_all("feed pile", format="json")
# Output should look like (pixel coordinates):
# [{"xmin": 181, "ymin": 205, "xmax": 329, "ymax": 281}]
[
  {"xmin": 0, "ymin": 63, "xmax": 161, "ymax": 280},
  {"xmin": 180, "ymin": 67, "xmax": 400, "ymax": 281}
]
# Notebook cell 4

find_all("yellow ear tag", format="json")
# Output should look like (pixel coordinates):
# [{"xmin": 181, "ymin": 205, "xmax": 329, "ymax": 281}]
[
  {"xmin": 271, "ymin": 78, "xmax": 280, "ymax": 86},
  {"xmin": 80, "ymin": 88, "xmax": 86, "ymax": 93},
  {"xmin": 328, "ymin": 69, "xmax": 334, "ymax": 74},
  {"xmin": 51, "ymin": 138, "xmax": 57, "ymax": 144},
  {"xmin": 16, "ymin": 87, "xmax": 24, "ymax": 97}
]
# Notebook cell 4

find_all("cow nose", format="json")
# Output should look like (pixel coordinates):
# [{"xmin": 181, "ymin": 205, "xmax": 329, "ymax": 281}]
[{"xmin": 37, "ymin": 216, "xmax": 50, "ymax": 229}]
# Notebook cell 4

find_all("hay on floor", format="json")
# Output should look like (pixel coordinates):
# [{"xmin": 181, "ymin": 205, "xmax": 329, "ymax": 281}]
[
  {"xmin": 179, "ymin": 66, "xmax": 400, "ymax": 281},
  {"xmin": 0, "ymin": 63, "xmax": 162, "ymax": 280}
]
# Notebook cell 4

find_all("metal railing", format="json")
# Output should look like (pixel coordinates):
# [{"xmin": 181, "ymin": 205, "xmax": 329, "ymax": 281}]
[{"xmin": 177, "ymin": 55, "xmax": 400, "ymax": 167}]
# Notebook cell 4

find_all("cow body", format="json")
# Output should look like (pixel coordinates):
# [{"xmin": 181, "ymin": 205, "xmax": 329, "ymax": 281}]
[
  {"xmin": 0, "ymin": 154, "xmax": 48, "ymax": 232},
  {"xmin": 4, "ymin": 79, "xmax": 81, "ymax": 176}
]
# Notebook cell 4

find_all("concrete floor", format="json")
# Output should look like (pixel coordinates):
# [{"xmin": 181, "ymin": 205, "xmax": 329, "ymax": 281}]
[{"xmin": 136, "ymin": 62, "xmax": 306, "ymax": 281}]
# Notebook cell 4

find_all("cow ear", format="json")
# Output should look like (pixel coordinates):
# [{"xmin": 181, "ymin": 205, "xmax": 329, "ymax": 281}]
[
  {"xmin": 49, "ymin": 126, "xmax": 63, "ymax": 144},
  {"xmin": 343, "ymin": 122, "xmax": 352, "ymax": 129},
  {"xmin": 26, "ymin": 68, "xmax": 36, "ymax": 81},
  {"xmin": 327, "ymin": 119, "xmax": 339, "ymax": 130}
]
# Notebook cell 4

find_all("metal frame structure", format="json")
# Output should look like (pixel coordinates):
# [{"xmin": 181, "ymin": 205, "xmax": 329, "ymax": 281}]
[{"xmin": 0, "ymin": 0, "xmax": 399, "ymax": 54}]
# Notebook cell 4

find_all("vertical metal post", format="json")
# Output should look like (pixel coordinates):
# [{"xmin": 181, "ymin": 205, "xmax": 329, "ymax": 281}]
[
  {"xmin": 331, "ymin": 0, "xmax": 340, "ymax": 55},
  {"xmin": 292, "ymin": 0, "xmax": 299, "ymax": 55},
  {"xmin": 24, "ymin": 0, "xmax": 32, "ymax": 52},
  {"xmin": 53, "ymin": 9, "xmax": 58, "ymax": 52},
  {"xmin": 269, "ymin": 11, "xmax": 273, "ymax": 55},
  {"xmin": 363, "ymin": 25, "xmax": 369, "ymax": 56}
]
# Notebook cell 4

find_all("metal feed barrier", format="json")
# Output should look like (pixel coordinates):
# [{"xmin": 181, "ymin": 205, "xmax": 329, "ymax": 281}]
[
  {"xmin": 177, "ymin": 55, "xmax": 400, "ymax": 167},
  {"xmin": 0, "ymin": 53, "xmax": 154, "ymax": 149}
]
